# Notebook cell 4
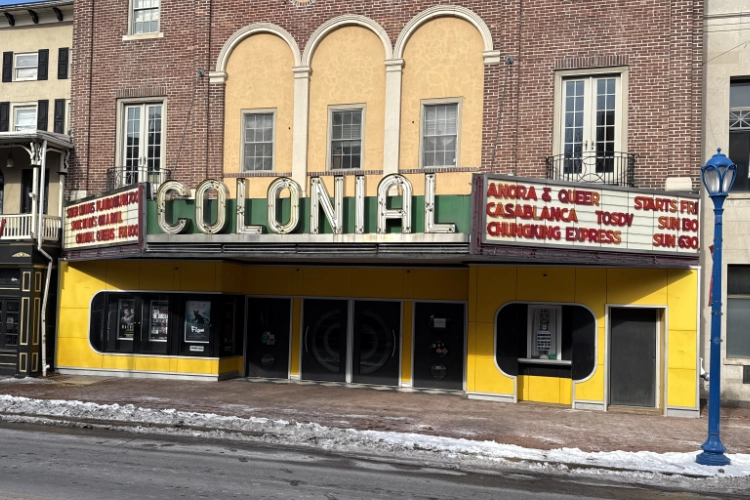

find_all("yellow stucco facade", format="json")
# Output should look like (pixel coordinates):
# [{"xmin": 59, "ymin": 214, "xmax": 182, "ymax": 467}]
[{"xmin": 57, "ymin": 260, "xmax": 699, "ymax": 414}]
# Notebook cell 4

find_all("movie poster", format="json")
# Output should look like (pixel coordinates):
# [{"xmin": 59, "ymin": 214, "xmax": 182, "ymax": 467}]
[
  {"xmin": 117, "ymin": 299, "xmax": 136, "ymax": 340},
  {"xmin": 184, "ymin": 300, "xmax": 211, "ymax": 343},
  {"xmin": 149, "ymin": 300, "xmax": 169, "ymax": 342}
]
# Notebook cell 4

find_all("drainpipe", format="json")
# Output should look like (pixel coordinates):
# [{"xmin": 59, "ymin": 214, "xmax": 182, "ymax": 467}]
[{"xmin": 36, "ymin": 140, "xmax": 53, "ymax": 377}]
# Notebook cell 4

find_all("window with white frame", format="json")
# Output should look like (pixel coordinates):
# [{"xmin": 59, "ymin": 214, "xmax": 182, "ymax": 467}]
[
  {"xmin": 14, "ymin": 53, "xmax": 38, "ymax": 81},
  {"xmin": 131, "ymin": 0, "xmax": 160, "ymax": 34},
  {"xmin": 729, "ymin": 80, "xmax": 750, "ymax": 192},
  {"xmin": 118, "ymin": 101, "xmax": 164, "ymax": 185},
  {"xmin": 329, "ymin": 107, "xmax": 363, "ymax": 170},
  {"xmin": 555, "ymin": 72, "xmax": 625, "ymax": 182},
  {"xmin": 14, "ymin": 105, "xmax": 36, "ymax": 131},
  {"xmin": 242, "ymin": 111, "xmax": 274, "ymax": 172},
  {"xmin": 422, "ymin": 102, "xmax": 459, "ymax": 168},
  {"xmin": 727, "ymin": 265, "xmax": 750, "ymax": 358}
]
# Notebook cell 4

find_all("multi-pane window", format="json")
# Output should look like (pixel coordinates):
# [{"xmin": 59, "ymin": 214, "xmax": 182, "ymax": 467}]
[
  {"xmin": 559, "ymin": 75, "xmax": 622, "ymax": 181},
  {"xmin": 122, "ymin": 102, "xmax": 163, "ymax": 171},
  {"xmin": 727, "ymin": 265, "xmax": 750, "ymax": 358},
  {"xmin": 330, "ymin": 109, "xmax": 362, "ymax": 170},
  {"xmin": 729, "ymin": 80, "xmax": 750, "ymax": 192},
  {"xmin": 243, "ymin": 112, "xmax": 274, "ymax": 172},
  {"xmin": 422, "ymin": 103, "xmax": 458, "ymax": 167},
  {"xmin": 132, "ymin": 0, "xmax": 160, "ymax": 34},
  {"xmin": 14, "ymin": 106, "xmax": 36, "ymax": 131},
  {"xmin": 14, "ymin": 53, "xmax": 38, "ymax": 81}
]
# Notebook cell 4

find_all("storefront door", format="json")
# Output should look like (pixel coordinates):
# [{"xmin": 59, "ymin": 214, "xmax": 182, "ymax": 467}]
[
  {"xmin": 0, "ymin": 299, "xmax": 20, "ymax": 351},
  {"xmin": 413, "ymin": 302, "xmax": 465, "ymax": 390},
  {"xmin": 609, "ymin": 308, "xmax": 657, "ymax": 407},
  {"xmin": 302, "ymin": 299, "xmax": 401, "ymax": 386},
  {"xmin": 245, "ymin": 298, "xmax": 292, "ymax": 378}
]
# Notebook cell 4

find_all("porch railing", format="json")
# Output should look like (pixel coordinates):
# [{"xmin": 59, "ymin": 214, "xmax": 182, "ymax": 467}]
[
  {"xmin": 545, "ymin": 152, "xmax": 636, "ymax": 187},
  {"xmin": 0, "ymin": 214, "xmax": 61, "ymax": 241},
  {"xmin": 106, "ymin": 166, "xmax": 173, "ymax": 192}
]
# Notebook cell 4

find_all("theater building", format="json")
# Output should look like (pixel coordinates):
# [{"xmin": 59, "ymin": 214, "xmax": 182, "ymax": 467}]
[{"xmin": 58, "ymin": 0, "xmax": 704, "ymax": 416}]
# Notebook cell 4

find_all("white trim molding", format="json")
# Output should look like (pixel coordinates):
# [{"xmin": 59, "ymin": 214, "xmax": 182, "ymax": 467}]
[
  {"xmin": 214, "ymin": 22, "xmax": 303, "ymax": 84},
  {"xmin": 301, "ymin": 14, "xmax": 393, "ymax": 67},
  {"xmin": 394, "ymin": 5, "xmax": 499, "ymax": 65}
]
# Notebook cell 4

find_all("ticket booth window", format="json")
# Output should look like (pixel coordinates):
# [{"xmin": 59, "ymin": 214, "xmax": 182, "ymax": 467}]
[{"xmin": 528, "ymin": 306, "xmax": 562, "ymax": 360}]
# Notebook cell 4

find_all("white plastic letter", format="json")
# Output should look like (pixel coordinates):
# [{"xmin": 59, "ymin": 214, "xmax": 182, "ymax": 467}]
[
  {"xmin": 156, "ymin": 180, "xmax": 190, "ymax": 234},
  {"xmin": 355, "ymin": 175, "xmax": 365, "ymax": 234},
  {"xmin": 377, "ymin": 174, "xmax": 412, "ymax": 234},
  {"xmin": 194, "ymin": 180, "xmax": 229, "ymax": 234},
  {"xmin": 424, "ymin": 174, "xmax": 456, "ymax": 233},
  {"xmin": 310, "ymin": 176, "xmax": 343, "ymax": 234},
  {"xmin": 236, "ymin": 178, "xmax": 262, "ymax": 234},
  {"xmin": 267, "ymin": 177, "xmax": 301, "ymax": 234}
]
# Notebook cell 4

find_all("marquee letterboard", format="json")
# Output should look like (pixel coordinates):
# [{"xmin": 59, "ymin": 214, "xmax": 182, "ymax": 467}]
[{"xmin": 63, "ymin": 186, "xmax": 143, "ymax": 250}]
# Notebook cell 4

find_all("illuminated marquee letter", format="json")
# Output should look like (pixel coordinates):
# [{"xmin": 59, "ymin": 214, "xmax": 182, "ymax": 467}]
[
  {"xmin": 194, "ymin": 179, "xmax": 229, "ymax": 234},
  {"xmin": 236, "ymin": 178, "xmax": 262, "ymax": 234},
  {"xmin": 310, "ymin": 176, "xmax": 343, "ymax": 234},
  {"xmin": 355, "ymin": 175, "xmax": 365, "ymax": 234},
  {"xmin": 424, "ymin": 174, "xmax": 456, "ymax": 233},
  {"xmin": 377, "ymin": 174, "xmax": 412, "ymax": 234},
  {"xmin": 267, "ymin": 177, "xmax": 301, "ymax": 234},
  {"xmin": 156, "ymin": 180, "xmax": 190, "ymax": 234}
]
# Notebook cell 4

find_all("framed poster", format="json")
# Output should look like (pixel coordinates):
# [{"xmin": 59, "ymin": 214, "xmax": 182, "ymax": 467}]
[
  {"xmin": 117, "ymin": 299, "xmax": 136, "ymax": 340},
  {"xmin": 149, "ymin": 300, "xmax": 169, "ymax": 342},
  {"xmin": 184, "ymin": 300, "xmax": 211, "ymax": 343}
]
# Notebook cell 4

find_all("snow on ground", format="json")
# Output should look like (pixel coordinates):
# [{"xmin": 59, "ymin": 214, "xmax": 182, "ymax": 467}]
[{"xmin": 1, "ymin": 394, "xmax": 749, "ymax": 481}]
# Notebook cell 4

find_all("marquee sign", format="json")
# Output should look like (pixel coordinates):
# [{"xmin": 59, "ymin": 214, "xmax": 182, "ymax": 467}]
[
  {"xmin": 63, "ymin": 185, "xmax": 144, "ymax": 250},
  {"xmin": 480, "ymin": 175, "xmax": 700, "ymax": 255}
]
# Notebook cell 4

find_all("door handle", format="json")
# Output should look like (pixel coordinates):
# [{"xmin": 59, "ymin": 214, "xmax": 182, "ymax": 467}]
[
  {"xmin": 391, "ymin": 330, "xmax": 397, "ymax": 358},
  {"xmin": 304, "ymin": 326, "xmax": 309, "ymax": 353}
]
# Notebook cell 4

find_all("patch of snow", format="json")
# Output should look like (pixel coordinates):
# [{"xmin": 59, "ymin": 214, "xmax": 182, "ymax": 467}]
[{"xmin": 0, "ymin": 394, "xmax": 749, "ymax": 481}]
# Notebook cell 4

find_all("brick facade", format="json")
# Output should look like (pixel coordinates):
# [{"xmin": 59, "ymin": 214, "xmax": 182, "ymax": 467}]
[{"xmin": 70, "ymin": 0, "xmax": 703, "ymax": 195}]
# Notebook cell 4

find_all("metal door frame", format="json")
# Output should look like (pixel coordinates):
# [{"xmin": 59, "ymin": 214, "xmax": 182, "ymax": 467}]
[
  {"xmin": 242, "ymin": 295, "xmax": 294, "ymax": 379},
  {"xmin": 605, "ymin": 304, "xmax": 665, "ymax": 410}
]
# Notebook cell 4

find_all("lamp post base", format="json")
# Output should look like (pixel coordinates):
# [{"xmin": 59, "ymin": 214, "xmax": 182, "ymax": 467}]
[{"xmin": 696, "ymin": 451, "xmax": 730, "ymax": 466}]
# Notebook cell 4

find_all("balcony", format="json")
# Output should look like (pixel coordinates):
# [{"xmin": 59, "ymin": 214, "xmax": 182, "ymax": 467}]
[
  {"xmin": 0, "ymin": 214, "xmax": 61, "ymax": 241},
  {"xmin": 545, "ymin": 152, "xmax": 636, "ymax": 187},
  {"xmin": 106, "ymin": 166, "xmax": 173, "ymax": 193}
]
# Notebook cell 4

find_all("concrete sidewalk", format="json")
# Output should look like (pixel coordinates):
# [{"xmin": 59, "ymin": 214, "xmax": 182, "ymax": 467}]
[{"xmin": 1, "ymin": 374, "xmax": 749, "ymax": 456}]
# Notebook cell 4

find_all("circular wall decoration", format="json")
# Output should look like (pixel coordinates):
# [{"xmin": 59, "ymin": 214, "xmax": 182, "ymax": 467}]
[{"xmin": 289, "ymin": 0, "xmax": 315, "ymax": 6}]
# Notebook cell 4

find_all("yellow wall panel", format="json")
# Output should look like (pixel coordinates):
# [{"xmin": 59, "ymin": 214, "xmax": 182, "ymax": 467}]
[
  {"xmin": 290, "ymin": 297, "xmax": 302, "ymax": 377},
  {"xmin": 140, "ymin": 261, "xmax": 176, "ymax": 291},
  {"xmin": 401, "ymin": 301, "xmax": 413, "ymax": 384},
  {"xmin": 400, "ymin": 17, "xmax": 484, "ymax": 171},
  {"xmin": 574, "ymin": 364, "xmax": 605, "ymax": 402},
  {"xmin": 559, "ymin": 378, "xmax": 572, "ymax": 405},
  {"xmin": 218, "ymin": 263, "xmax": 246, "ymax": 294},
  {"xmin": 58, "ymin": 307, "xmax": 89, "ymax": 339},
  {"xmin": 352, "ymin": 268, "xmax": 405, "ymax": 298},
  {"xmin": 523, "ymin": 375, "xmax": 562, "ymax": 404},
  {"xmin": 667, "ymin": 269, "xmax": 699, "ymax": 330},
  {"xmin": 596, "ymin": 326, "xmax": 606, "ymax": 365},
  {"xmin": 135, "ymin": 356, "xmax": 171, "ymax": 373},
  {"xmin": 574, "ymin": 268, "xmax": 607, "ymax": 319},
  {"xmin": 516, "ymin": 267, "xmax": 576, "ymax": 303},
  {"xmin": 177, "ymin": 262, "xmax": 217, "ymax": 292},
  {"xmin": 300, "ymin": 267, "xmax": 352, "ymax": 297},
  {"xmin": 56, "ymin": 337, "xmax": 103, "ymax": 369},
  {"xmin": 246, "ymin": 266, "xmax": 298, "ymax": 296},
  {"xmin": 410, "ymin": 269, "xmax": 468, "ymax": 301},
  {"xmin": 105, "ymin": 260, "xmax": 141, "ymax": 291},
  {"xmin": 667, "ymin": 368, "xmax": 698, "ymax": 407},
  {"xmin": 668, "ymin": 329, "xmax": 698, "ymax": 370},
  {"xmin": 102, "ymin": 355, "xmax": 138, "ymax": 371},
  {"xmin": 219, "ymin": 356, "xmax": 243, "ymax": 374},
  {"xmin": 606, "ymin": 268, "xmax": 668, "ymax": 305},
  {"xmin": 59, "ymin": 261, "xmax": 107, "ymax": 310},
  {"xmin": 176, "ymin": 357, "xmax": 218, "ymax": 375},
  {"xmin": 308, "ymin": 26, "xmax": 385, "ymax": 172},
  {"xmin": 473, "ymin": 266, "xmax": 517, "ymax": 323},
  {"xmin": 469, "ymin": 321, "xmax": 514, "ymax": 395},
  {"xmin": 224, "ymin": 33, "xmax": 294, "ymax": 175}
]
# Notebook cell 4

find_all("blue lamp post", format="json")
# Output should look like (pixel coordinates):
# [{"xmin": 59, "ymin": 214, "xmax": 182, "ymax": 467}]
[{"xmin": 696, "ymin": 148, "xmax": 736, "ymax": 467}]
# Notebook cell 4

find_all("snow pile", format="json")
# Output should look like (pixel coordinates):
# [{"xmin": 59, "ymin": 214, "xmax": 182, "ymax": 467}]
[{"xmin": 1, "ymin": 394, "xmax": 749, "ymax": 479}]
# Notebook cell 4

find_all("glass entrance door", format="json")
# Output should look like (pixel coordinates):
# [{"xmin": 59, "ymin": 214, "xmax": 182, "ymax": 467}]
[
  {"xmin": 302, "ymin": 299, "xmax": 348, "ymax": 383},
  {"xmin": 351, "ymin": 301, "xmax": 400, "ymax": 386},
  {"xmin": 0, "ymin": 299, "xmax": 20, "ymax": 351}
]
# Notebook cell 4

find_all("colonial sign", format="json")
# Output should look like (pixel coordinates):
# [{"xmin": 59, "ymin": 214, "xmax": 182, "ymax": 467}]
[
  {"xmin": 63, "ymin": 186, "xmax": 144, "ymax": 250},
  {"xmin": 480, "ymin": 175, "xmax": 700, "ymax": 255}
]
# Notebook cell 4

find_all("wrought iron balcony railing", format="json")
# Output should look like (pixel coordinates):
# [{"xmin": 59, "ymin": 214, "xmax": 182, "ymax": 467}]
[
  {"xmin": 105, "ymin": 166, "xmax": 173, "ymax": 192},
  {"xmin": 545, "ymin": 152, "xmax": 636, "ymax": 187}
]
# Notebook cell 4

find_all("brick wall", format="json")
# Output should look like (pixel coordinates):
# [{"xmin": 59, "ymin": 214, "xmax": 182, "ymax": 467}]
[{"xmin": 70, "ymin": 0, "xmax": 703, "ymax": 194}]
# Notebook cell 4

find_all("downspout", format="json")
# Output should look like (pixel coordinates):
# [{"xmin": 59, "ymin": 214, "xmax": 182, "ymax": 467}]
[{"xmin": 36, "ymin": 140, "xmax": 53, "ymax": 377}]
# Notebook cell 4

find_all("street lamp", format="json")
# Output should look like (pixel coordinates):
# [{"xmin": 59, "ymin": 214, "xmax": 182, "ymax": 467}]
[{"xmin": 696, "ymin": 148, "xmax": 736, "ymax": 467}]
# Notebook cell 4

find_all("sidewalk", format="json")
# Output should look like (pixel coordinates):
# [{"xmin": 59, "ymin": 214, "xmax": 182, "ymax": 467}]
[{"xmin": 1, "ymin": 374, "xmax": 749, "ymax": 479}]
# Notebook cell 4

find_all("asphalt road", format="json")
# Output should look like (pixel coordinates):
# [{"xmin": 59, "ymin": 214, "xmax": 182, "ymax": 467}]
[{"xmin": 0, "ymin": 423, "xmax": 730, "ymax": 500}]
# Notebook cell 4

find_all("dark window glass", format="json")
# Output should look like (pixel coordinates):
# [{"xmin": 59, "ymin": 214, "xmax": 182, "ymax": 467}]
[
  {"xmin": 0, "ymin": 269, "xmax": 19, "ymax": 288},
  {"xmin": 728, "ymin": 265, "xmax": 750, "ymax": 295}
]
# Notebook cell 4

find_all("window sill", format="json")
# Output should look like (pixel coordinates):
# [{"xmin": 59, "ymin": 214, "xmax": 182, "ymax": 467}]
[
  {"xmin": 723, "ymin": 357, "xmax": 750, "ymax": 366},
  {"xmin": 399, "ymin": 167, "xmax": 480, "ymax": 174},
  {"xmin": 518, "ymin": 358, "xmax": 572, "ymax": 366},
  {"xmin": 12, "ymin": 78, "xmax": 38, "ymax": 82},
  {"xmin": 224, "ymin": 171, "xmax": 289, "ymax": 178},
  {"xmin": 308, "ymin": 170, "xmax": 383, "ymax": 176},
  {"xmin": 122, "ymin": 32, "xmax": 164, "ymax": 41}
]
